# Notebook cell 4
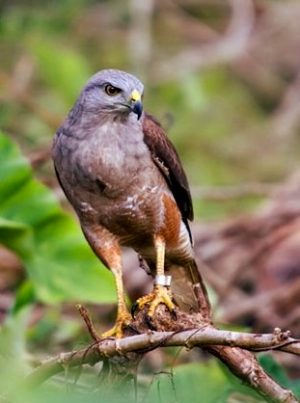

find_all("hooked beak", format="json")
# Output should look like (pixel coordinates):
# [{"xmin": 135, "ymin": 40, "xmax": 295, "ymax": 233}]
[{"xmin": 129, "ymin": 89, "xmax": 143, "ymax": 120}]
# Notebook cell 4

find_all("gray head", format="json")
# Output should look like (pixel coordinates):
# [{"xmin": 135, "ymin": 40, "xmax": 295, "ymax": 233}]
[{"xmin": 78, "ymin": 69, "xmax": 144, "ymax": 120}]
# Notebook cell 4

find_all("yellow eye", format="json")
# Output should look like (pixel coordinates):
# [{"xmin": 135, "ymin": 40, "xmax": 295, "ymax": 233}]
[{"xmin": 104, "ymin": 84, "xmax": 121, "ymax": 96}]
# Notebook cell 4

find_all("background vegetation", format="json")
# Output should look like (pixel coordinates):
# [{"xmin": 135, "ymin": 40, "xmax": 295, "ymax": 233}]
[{"xmin": 1, "ymin": 0, "xmax": 300, "ymax": 402}]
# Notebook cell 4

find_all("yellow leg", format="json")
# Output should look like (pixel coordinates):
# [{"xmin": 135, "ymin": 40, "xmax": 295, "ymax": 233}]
[
  {"xmin": 136, "ymin": 236, "xmax": 175, "ymax": 316},
  {"xmin": 102, "ymin": 265, "xmax": 131, "ymax": 338},
  {"xmin": 80, "ymin": 226, "xmax": 131, "ymax": 339}
]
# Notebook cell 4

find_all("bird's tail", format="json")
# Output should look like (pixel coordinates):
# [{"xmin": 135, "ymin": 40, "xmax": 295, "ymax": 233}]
[{"xmin": 168, "ymin": 259, "xmax": 210, "ymax": 314}]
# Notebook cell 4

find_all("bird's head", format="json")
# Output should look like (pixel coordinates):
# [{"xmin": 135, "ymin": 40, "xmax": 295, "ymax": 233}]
[{"xmin": 80, "ymin": 69, "xmax": 144, "ymax": 120}]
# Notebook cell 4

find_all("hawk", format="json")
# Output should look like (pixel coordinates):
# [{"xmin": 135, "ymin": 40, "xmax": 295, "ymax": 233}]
[{"xmin": 53, "ymin": 69, "xmax": 203, "ymax": 338}]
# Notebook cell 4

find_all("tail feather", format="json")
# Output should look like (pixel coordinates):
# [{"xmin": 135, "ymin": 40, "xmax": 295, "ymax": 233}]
[{"xmin": 168, "ymin": 259, "xmax": 209, "ymax": 314}]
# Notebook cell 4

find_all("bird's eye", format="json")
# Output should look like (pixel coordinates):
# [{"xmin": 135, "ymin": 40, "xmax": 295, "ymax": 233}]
[{"xmin": 104, "ymin": 84, "xmax": 121, "ymax": 96}]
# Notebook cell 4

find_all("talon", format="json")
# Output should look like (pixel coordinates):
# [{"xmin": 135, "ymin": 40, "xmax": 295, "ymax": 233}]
[
  {"xmin": 126, "ymin": 323, "xmax": 140, "ymax": 334},
  {"xmin": 145, "ymin": 315, "xmax": 157, "ymax": 330},
  {"xmin": 135, "ymin": 284, "xmax": 175, "ymax": 318},
  {"xmin": 101, "ymin": 309, "xmax": 131, "ymax": 339},
  {"xmin": 171, "ymin": 309, "xmax": 177, "ymax": 320},
  {"xmin": 131, "ymin": 301, "xmax": 138, "ymax": 319}
]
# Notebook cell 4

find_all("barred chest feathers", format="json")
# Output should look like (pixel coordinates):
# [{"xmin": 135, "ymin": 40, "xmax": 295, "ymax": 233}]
[{"xmin": 75, "ymin": 120, "xmax": 152, "ymax": 191}]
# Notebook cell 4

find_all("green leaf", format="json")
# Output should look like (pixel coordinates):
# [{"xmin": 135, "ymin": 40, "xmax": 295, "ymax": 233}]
[
  {"xmin": 0, "ymin": 217, "xmax": 33, "ymax": 259},
  {"xmin": 0, "ymin": 308, "xmax": 30, "ymax": 359},
  {"xmin": 259, "ymin": 354, "xmax": 300, "ymax": 398},
  {"xmin": 259, "ymin": 354, "xmax": 290, "ymax": 388},
  {"xmin": 0, "ymin": 308, "xmax": 32, "ymax": 402},
  {"xmin": 144, "ymin": 362, "xmax": 228, "ymax": 403},
  {"xmin": 12, "ymin": 280, "xmax": 36, "ymax": 314},
  {"xmin": 0, "ymin": 132, "xmax": 115, "ymax": 304}
]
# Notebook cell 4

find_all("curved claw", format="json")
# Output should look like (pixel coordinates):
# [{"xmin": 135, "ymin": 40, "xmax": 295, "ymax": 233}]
[
  {"xmin": 101, "ymin": 309, "xmax": 131, "ymax": 339},
  {"xmin": 131, "ymin": 301, "xmax": 139, "ymax": 319},
  {"xmin": 145, "ymin": 315, "xmax": 158, "ymax": 330},
  {"xmin": 136, "ymin": 285, "xmax": 175, "ymax": 318},
  {"xmin": 170, "ymin": 309, "xmax": 177, "ymax": 321}
]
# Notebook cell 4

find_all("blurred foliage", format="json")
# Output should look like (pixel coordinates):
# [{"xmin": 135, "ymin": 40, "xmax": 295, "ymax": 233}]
[
  {"xmin": 259, "ymin": 355, "xmax": 300, "ymax": 398},
  {"xmin": 1, "ymin": 306, "xmax": 299, "ymax": 403},
  {"xmin": 2, "ymin": 0, "xmax": 298, "ymax": 219},
  {"xmin": 0, "ymin": 132, "xmax": 115, "ymax": 304},
  {"xmin": 1, "ymin": 0, "xmax": 300, "ymax": 401}
]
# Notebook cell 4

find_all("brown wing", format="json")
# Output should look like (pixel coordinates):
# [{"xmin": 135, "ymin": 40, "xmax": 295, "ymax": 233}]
[{"xmin": 142, "ymin": 113, "xmax": 194, "ymax": 222}]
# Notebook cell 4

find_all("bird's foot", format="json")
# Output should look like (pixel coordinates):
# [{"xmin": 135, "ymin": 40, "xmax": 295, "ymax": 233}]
[
  {"xmin": 101, "ymin": 308, "xmax": 132, "ymax": 339},
  {"xmin": 136, "ymin": 285, "xmax": 175, "ymax": 318}
]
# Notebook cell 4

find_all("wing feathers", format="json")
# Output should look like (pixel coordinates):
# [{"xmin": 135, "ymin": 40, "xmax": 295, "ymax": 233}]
[{"xmin": 142, "ymin": 113, "xmax": 194, "ymax": 222}]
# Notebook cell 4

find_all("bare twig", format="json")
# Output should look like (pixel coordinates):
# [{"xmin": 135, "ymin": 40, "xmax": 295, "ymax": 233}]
[{"xmin": 76, "ymin": 304, "xmax": 101, "ymax": 343}]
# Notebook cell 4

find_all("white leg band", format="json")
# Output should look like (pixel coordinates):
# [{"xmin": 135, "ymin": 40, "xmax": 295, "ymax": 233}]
[{"xmin": 154, "ymin": 274, "xmax": 172, "ymax": 287}]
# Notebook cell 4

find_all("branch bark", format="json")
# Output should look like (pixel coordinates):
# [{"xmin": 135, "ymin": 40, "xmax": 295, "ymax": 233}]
[{"xmin": 27, "ymin": 325, "xmax": 299, "ymax": 402}]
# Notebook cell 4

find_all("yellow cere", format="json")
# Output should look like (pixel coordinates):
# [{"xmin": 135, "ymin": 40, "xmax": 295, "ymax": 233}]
[{"xmin": 130, "ymin": 89, "xmax": 141, "ymax": 102}]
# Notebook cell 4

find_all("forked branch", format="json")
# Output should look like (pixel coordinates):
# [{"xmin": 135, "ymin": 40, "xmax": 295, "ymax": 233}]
[
  {"xmin": 25, "ymin": 263, "xmax": 300, "ymax": 403},
  {"xmin": 27, "ymin": 319, "xmax": 299, "ymax": 402}
]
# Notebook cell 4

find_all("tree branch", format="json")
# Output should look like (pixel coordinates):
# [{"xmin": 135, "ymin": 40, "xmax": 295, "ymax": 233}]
[{"xmin": 26, "ymin": 325, "xmax": 299, "ymax": 402}]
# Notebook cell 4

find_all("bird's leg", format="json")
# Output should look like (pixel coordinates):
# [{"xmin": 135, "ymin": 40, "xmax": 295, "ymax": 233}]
[
  {"xmin": 137, "ymin": 236, "xmax": 175, "ymax": 317},
  {"xmin": 81, "ymin": 226, "xmax": 131, "ymax": 339},
  {"xmin": 102, "ymin": 264, "xmax": 132, "ymax": 339}
]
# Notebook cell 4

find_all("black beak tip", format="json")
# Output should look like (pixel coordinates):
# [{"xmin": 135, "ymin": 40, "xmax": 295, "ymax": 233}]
[{"xmin": 132, "ymin": 101, "xmax": 143, "ymax": 120}]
